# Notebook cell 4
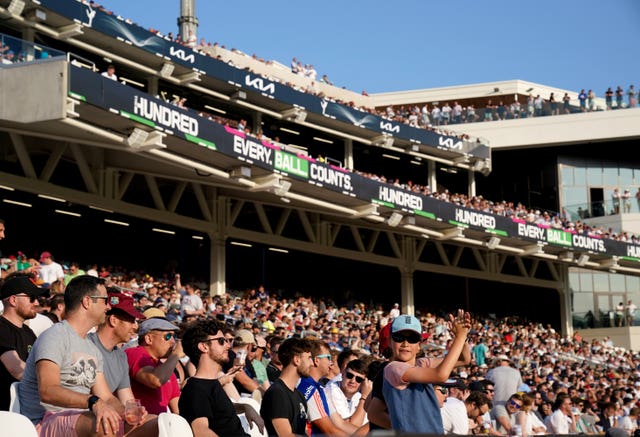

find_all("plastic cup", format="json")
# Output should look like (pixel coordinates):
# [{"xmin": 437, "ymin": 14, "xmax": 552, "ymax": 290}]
[
  {"xmin": 124, "ymin": 399, "xmax": 142, "ymax": 426},
  {"xmin": 234, "ymin": 349, "xmax": 247, "ymax": 366}
]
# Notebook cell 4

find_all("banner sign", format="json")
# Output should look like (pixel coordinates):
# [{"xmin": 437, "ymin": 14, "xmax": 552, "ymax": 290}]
[
  {"xmin": 68, "ymin": 65, "xmax": 640, "ymax": 262},
  {"xmin": 43, "ymin": 0, "xmax": 489, "ymax": 159}
]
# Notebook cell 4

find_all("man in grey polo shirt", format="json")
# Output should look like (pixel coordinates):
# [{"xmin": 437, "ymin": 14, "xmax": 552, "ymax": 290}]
[{"xmin": 88, "ymin": 289, "xmax": 145, "ymax": 400}]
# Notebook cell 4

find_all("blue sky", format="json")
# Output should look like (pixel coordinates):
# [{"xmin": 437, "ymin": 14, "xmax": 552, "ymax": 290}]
[{"xmin": 98, "ymin": 0, "xmax": 640, "ymax": 95}]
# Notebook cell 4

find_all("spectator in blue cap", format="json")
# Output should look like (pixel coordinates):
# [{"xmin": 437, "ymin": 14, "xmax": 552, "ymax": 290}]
[{"xmin": 382, "ymin": 310, "xmax": 471, "ymax": 434}]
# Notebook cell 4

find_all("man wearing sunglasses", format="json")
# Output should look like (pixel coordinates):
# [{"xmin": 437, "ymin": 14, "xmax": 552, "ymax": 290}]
[
  {"xmin": 325, "ymin": 358, "xmax": 371, "ymax": 429},
  {"xmin": 125, "ymin": 317, "xmax": 182, "ymax": 415},
  {"xmin": 88, "ymin": 291, "xmax": 159, "ymax": 435},
  {"xmin": 89, "ymin": 291, "xmax": 145, "ymax": 399},
  {"xmin": 179, "ymin": 318, "xmax": 264, "ymax": 437},
  {"xmin": 0, "ymin": 273, "xmax": 46, "ymax": 410},
  {"xmin": 20, "ymin": 275, "xmax": 155, "ymax": 436},
  {"xmin": 382, "ymin": 311, "xmax": 471, "ymax": 434},
  {"xmin": 297, "ymin": 339, "xmax": 359, "ymax": 436},
  {"xmin": 493, "ymin": 392, "xmax": 525, "ymax": 435}
]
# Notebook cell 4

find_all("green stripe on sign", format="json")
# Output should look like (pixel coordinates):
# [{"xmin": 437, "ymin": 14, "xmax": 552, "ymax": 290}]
[
  {"xmin": 487, "ymin": 229, "xmax": 508, "ymax": 237},
  {"xmin": 120, "ymin": 111, "xmax": 155, "ymax": 128},
  {"xmin": 68, "ymin": 92, "xmax": 86, "ymax": 101},
  {"xmin": 414, "ymin": 210, "xmax": 436, "ymax": 219},
  {"xmin": 621, "ymin": 256, "xmax": 640, "ymax": 262},
  {"xmin": 372, "ymin": 199, "xmax": 394, "ymax": 208},
  {"xmin": 185, "ymin": 134, "xmax": 216, "ymax": 150},
  {"xmin": 448, "ymin": 220, "xmax": 469, "ymax": 228}
]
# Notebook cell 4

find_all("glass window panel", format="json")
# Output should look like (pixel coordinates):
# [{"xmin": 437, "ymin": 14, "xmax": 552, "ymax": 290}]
[
  {"xmin": 573, "ymin": 293, "xmax": 594, "ymax": 314},
  {"xmin": 626, "ymin": 275, "xmax": 640, "ymax": 291},
  {"xmin": 569, "ymin": 271, "xmax": 581, "ymax": 290},
  {"xmin": 562, "ymin": 187, "xmax": 588, "ymax": 213},
  {"xmin": 579, "ymin": 272, "xmax": 593, "ymax": 291},
  {"xmin": 609, "ymin": 273, "xmax": 625, "ymax": 291},
  {"xmin": 587, "ymin": 167, "xmax": 602, "ymax": 186},
  {"xmin": 620, "ymin": 168, "xmax": 633, "ymax": 187},
  {"xmin": 574, "ymin": 167, "xmax": 586, "ymax": 186},
  {"xmin": 560, "ymin": 165, "xmax": 574, "ymax": 186},
  {"xmin": 603, "ymin": 168, "xmax": 619, "ymax": 186},
  {"xmin": 593, "ymin": 273, "xmax": 609, "ymax": 292},
  {"xmin": 603, "ymin": 189, "xmax": 614, "ymax": 215}
]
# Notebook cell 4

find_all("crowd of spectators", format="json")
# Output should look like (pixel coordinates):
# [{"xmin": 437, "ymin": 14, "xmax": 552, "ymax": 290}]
[
  {"xmin": 2, "ymin": 253, "xmax": 640, "ymax": 435},
  {"xmin": 375, "ymin": 84, "xmax": 639, "ymax": 131}
]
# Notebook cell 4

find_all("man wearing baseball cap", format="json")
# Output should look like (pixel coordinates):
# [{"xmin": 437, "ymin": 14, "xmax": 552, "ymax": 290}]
[
  {"xmin": 37, "ymin": 251, "xmax": 64, "ymax": 285},
  {"xmin": 382, "ymin": 311, "xmax": 471, "ymax": 433},
  {"xmin": 0, "ymin": 273, "xmax": 46, "ymax": 410},
  {"xmin": 88, "ymin": 290, "xmax": 159, "ymax": 433},
  {"xmin": 226, "ymin": 328, "xmax": 263, "ymax": 400},
  {"xmin": 89, "ymin": 290, "xmax": 145, "ymax": 395},
  {"xmin": 125, "ymin": 316, "xmax": 182, "ymax": 414}
]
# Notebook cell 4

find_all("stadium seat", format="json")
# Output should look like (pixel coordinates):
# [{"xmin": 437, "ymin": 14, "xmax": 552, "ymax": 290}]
[
  {"xmin": 238, "ymin": 413, "xmax": 268, "ymax": 437},
  {"xmin": 9, "ymin": 381, "xmax": 20, "ymax": 413},
  {"xmin": 235, "ymin": 396, "xmax": 267, "ymax": 437},
  {"xmin": 157, "ymin": 412, "xmax": 193, "ymax": 437},
  {"xmin": 0, "ymin": 411, "xmax": 38, "ymax": 437}
]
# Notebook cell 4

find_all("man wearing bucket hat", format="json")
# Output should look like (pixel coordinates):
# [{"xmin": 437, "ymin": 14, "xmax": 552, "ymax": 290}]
[
  {"xmin": 382, "ymin": 310, "xmax": 471, "ymax": 433},
  {"xmin": 485, "ymin": 354, "xmax": 524, "ymax": 407},
  {"xmin": 125, "ymin": 316, "xmax": 182, "ymax": 414}
]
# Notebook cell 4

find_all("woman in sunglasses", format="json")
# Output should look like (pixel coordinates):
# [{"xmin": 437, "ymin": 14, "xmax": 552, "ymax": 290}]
[{"xmin": 382, "ymin": 310, "xmax": 471, "ymax": 434}]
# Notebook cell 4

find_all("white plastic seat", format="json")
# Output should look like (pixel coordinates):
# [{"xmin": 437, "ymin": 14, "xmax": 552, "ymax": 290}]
[
  {"xmin": 238, "ymin": 412, "xmax": 268, "ymax": 437},
  {"xmin": 235, "ymin": 397, "xmax": 267, "ymax": 437},
  {"xmin": 157, "ymin": 412, "xmax": 193, "ymax": 437},
  {"xmin": 0, "ymin": 411, "xmax": 38, "ymax": 437},
  {"xmin": 9, "ymin": 381, "xmax": 20, "ymax": 413}
]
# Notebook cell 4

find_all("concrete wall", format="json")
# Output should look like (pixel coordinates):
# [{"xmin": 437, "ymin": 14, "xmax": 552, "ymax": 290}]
[
  {"xmin": 444, "ymin": 107, "xmax": 640, "ymax": 149},
  {"xmin": 576, "ymin": 326, "xmax": 640, "ymax": 352},
  {"xmin": 0, "ymin": 59, "xmax": 67, "ymax": 123},
  {"xmin": 582, "ymin": 213, "xmax": 640, "ymax": 236}
]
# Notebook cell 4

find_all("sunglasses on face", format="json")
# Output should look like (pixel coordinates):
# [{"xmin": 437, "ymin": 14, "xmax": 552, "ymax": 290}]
[
  {"xmin": 509, "ymin": 399, "xmax": 522, "ymax": 409},
  {"xmin": 14, "ymin": 293, "xmax": 38, "ymax": 303},
  {"xmin": 89, "ymin": 295, "xmax": 109, "ymax": 303},
  {"xmin": 161, "ymin": 332, "xmax": 175, "ymax": 341},
  {"xmin": 205, "ymin": 337, "xmax": 232, "ymax": 346},
  {"xmin": 345, "ymin": 371, "xmax": 365, "ymax": 383},
  {"xmin": 391, "ymin": 332, "xmax": 422, "ymax": 344},
  {"xmin": 315, "ymin": 354, "xmax": 332, "ymax": 361},
  {"xmin": 436, "ymin": 386, "xmax": 448, "ymax": 395}
]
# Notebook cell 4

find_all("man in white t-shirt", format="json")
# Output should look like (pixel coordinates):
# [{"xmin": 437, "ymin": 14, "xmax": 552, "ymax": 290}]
[
  {"xmin": 37, "ymin": 251, "xmax": 64, "ymax": 285},
  {"xmin": 389, "ymin": 303, "xmax": 400, "ymax": 319},
  {"xmin": 180, "ymin": 283, "xmax": 204, "ymax": 320},
  {"xmin": 101, "ymin": 64, "xmax": 118, "ymax": 81},
  {"xmin": 325, "ymin": 359, "xmax": 371, "ymax": 428}
]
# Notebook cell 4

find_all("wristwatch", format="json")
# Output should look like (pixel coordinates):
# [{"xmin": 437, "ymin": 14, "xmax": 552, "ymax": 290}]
[{"xmin": 88, "ymin": 395, "xmax": 100, "ymax": 412}]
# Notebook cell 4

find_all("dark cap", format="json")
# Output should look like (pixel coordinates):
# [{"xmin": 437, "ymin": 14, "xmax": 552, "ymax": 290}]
[
  {"xmin": 1, "ymin": 275, "xmax": 48, "ymax": 300},
  {"xmin": 436, "ymin": 378, "xmax": 468, "ymax": 390},
  {"xmin": 107, "ymin": 292, "xmax": 145, "ymax": 320}
]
